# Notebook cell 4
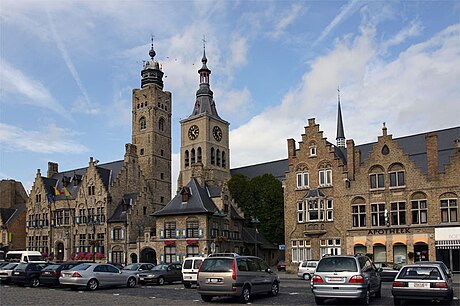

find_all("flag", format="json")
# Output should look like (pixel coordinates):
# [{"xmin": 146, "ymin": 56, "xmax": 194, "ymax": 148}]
[
  {"xmin": 63, "ymin": 186, "xmax": 71, "ymax": 197},
  {"xmin": 54, "ymin": 187, "xmax": 63, "ymax": 196}
]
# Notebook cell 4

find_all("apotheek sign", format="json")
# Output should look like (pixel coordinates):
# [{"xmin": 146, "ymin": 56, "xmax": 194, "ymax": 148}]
[{"xmin": 368, "ymin": 228, "xmax": 410, "ymax": 235}]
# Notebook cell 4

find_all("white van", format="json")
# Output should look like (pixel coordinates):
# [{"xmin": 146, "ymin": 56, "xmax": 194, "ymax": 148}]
[
  {"xmin": 182, "ymin": 256, "xmax": 204, "ymax": 288},
  {"xmin": 5, "ymin": 251, "xmax": 46, "ymax": 263}
]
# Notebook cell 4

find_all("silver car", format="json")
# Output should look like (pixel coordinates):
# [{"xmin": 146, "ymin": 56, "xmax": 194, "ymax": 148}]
[
  {"xmin": 0, "ymin": 263, "xmax": 18, "ymax": 283},
  {"xmin": 59, "ymin": 263, "xmax": 137, "ymax": 290},
  {"xmin": 297, "ymin": 260, "xmax": 318, "ymax": 280},
  {"xmin": 122, "ymin": 263, "xmax": 155, "ymax": 281},
  {"xmin": 311, "ymin": 255, "xmax": 382, "ymax": 305}
]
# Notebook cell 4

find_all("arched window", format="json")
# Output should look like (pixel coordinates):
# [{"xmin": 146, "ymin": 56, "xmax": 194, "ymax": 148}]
[
  {"xmin": 440, "ymin": 192, "xmax": 458, "ymax": 223},
  {"xmin": 191, "ymin": 148, "xmax": 196, "ymax": 164},
  {"xmin": 351, "ymin": 197, "xmax": 366, "ymax": 228},
  {"xmin": 411, "ymin": 192, "xmax": 427, "ymax": 224},
  {"xmin": 318, "ymin": 162, "xmax": 332, "ymax": 187},
  {"xmin": 159, "ymin": 117, "xmax": 165, "ymax": 132},
  {"xmin": 222, "ymin": 151, "xmax": 226, "ymax": 168},
  {"xmin": 211, "ymin": 147, "xmax": 215, "ymax": 165},
  {"xmin": 197, "ymin": 147, "xmax": 202, "ymax": 163},
  {"xmin": 140, "ymin": 117, "xmax": 146, "ymax": 130},
  {"xmin": 216, "ymin": 149, "xmax": 221, "ymax": 166},
  {"xmin": 388, "ymin": 163, "xmax": 405, "ymax": 188},
  {"xmin": 369, "ymin": 165, "xmax": 384, "ymax": 190},
  {"xmin": 185, "ymin": 150, "xmax": 189, "ymax": 167}
]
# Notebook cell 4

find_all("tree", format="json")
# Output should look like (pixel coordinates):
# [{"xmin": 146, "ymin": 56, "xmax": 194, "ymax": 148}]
[{"xmin": 228, "ymin": 173, "xmax": 284, "ymax": 245}]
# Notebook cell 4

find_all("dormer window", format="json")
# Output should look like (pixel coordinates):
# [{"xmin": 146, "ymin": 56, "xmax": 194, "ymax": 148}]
[
  {"xmin": 181, "ymin": 187, "xmax": 191, "ymax": 203},
  {"xmin": 309, "ymin": 142, "xmax": 317, "ymax": 157}
]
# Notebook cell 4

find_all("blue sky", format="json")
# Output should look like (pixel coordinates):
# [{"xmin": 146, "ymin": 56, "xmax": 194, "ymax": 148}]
[{"xmin": 1, "ymin": 0, "xmax": 459, "ymax": 194}]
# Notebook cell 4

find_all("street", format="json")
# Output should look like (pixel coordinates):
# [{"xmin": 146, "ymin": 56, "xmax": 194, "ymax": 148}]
[{"xmin": 1, "ymin": 272, "xmax": 459, "ymax": 306}]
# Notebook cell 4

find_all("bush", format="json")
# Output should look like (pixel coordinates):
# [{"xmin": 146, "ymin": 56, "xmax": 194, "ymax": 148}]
[
  {"xmin": 95, "ymin": 252, "xmax": 105, "ymax": 260},
  {"xmin": 70, "ymin": 253, "xmax": 76, "ymax": 260},
  {"xmin": 85, "ymin": 252, "xmax": 94, "ymax": 260},
  {"xmin": 76, "ymin": 252, "xmax": 86, "ymax": 260}
]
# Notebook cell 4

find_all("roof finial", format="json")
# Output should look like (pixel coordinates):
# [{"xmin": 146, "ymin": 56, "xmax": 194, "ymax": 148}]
[
  {"xmin": 201, "ymin": 35, "xmax": 207, "ymax": 64},
  {"xmin": 337, "ymin": 86, "xmax": 341, "ymax": 104},
  {"xmin": 149, "ymin": 34, "xmax": 156, "ymax": 60}
]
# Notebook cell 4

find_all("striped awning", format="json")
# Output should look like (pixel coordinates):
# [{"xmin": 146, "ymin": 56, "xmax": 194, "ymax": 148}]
[{"xmin": 436, "ymin": 240, "xmax": 460, "ymax": 249}]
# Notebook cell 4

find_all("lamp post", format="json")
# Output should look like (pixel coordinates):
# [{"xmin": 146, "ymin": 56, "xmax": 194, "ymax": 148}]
[
  {"xmin": 87, "ymin": 217, "xmax": 100, "ymax": 262},
  {"xmin": 251, "ymin": 216, "xmax": 260, "ymax": 257}
]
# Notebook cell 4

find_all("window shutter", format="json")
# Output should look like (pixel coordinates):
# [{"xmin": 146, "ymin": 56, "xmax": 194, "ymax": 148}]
[
  {"xmin": 110, "ymin": 228, "xmax": 114, "ymax": 240},
  {"xmin": 198, "ymin": 228, "xmax": 204, "ymax": 238},
  {"xmin": 175, "ymin": 229, "xmax": 180, "ymax": 238},
  {"xmin": 175, "ymin": 255, "xmax": 180, "ymax": 262},
  {"xmin": 108, "ymin": 252, "xmax": 112, "ymax": 262},
  {"xmin": 160, "ymin": 254, "xmax": 164, "ymax": 262},
  {"xmin": 121, "ymin": 228, "xmax": 125, "ymax": 240},
  {"xmin": 182, "ymin": 228, "xmax": 186, "ymax": 238},
  {"xmin": 160, "ymin": 229, "xmax": 165, "ymax": 239}
]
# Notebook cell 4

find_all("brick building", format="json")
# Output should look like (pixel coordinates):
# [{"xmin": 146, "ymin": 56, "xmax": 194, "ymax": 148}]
[{"xmin": 0, "ymin": 180, "xmax": 27, "ymax": 252}]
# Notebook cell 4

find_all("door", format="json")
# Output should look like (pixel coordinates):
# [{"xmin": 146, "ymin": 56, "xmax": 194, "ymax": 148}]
[
  {"xmin": 257, "ymin": 258, "xmax": 273, "ymax": 293},
  {"xmin": 93, "ymin": 265, "xmax": 110, "ymax": 286},
  {"xmin": 106, "ymin": 264, "xmax": 124, "ymax": 285},
  {"xmin": 56, "ymin": 243, "xmax": 65, "ymax": 261}
]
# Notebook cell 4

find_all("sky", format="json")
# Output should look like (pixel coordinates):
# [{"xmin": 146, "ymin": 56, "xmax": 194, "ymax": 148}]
[{"xmin": 1, "ymin": 0, "xmax": 459, "ymax": 195}]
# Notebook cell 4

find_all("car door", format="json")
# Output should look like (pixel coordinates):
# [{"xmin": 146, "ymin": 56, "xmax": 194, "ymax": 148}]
[
  {"xmin": 247, "ymin": 258, "xmax": 264, "ymax": 294},
  {"xmin": 364, "ymin": 259, "xmax": 379, "ymax": 293},
  {"xmin": 93, "ymin": 264, "xmax": 109, "ymax": 286},
  {"xmin": 257, "ymin": 258, "xmax": 273, "ymax": 293},
  {"xmin": 106, "ymin": 264, "xmax": 124, "ymax": 285}
]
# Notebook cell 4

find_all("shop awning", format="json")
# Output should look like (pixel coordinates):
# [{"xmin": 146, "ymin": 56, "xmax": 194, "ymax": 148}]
[{"xmin": 435, "ymin": 240, "xmax": 460, "ymax": 249}]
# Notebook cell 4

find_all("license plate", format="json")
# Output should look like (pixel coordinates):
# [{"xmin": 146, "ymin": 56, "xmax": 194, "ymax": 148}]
[
  {"xmin": 14, "ymin": 272, "xmax": 19, "ymax": 275},
  {"xmin": 139, "ymin": 277, "xmax": 144, "ymax": 281},
  {"xmin": 327, "ymin": 277, "xmax": 345, "ymax": 283},
  {"xmin": 409, "ymin": 282, "xmax": 430, "ymax": 288},
  {"xmin": 207, "ymin": 278, "xmax": 221, "ymax": 283},
  {"xmin": 44, "ymin": 272, "xmax": 50, "ymax": 275},
  {"xmin": 185, "ymin": 276, "xmax": 192, "ymax": 280}
]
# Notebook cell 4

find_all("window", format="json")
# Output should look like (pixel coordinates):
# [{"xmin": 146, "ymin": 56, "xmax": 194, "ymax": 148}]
[
  {"xmin": 88, "ymin": 185, "xmax": 95, "ymax": 196},
  {"xmin": 370, "ymin": 173, "xmax": 384, "ymax": 189},
  {"xmin": 352, "ymin": 204, "xmax": 366, "ymax": 227},
  {"xmin": 291, "ymin": 240, "xmax": 312, "ymax": 263},
  {"xmin": 390, "ymin": 171, "xmax": 405, "ymax": 188},
  {"xmin": 186, "ymin": 245, "xmax": 199, "ymax": 257},
  {"xmin": 297, "ymin": 202, "xmax": 305, "ymax": 223},
  {"xmin": 326, "ymin": 199, "xmax": 334, "ymax": 221},
  {"xmin": 191, "ymin": 149, "xmax": 196, "ymax": 164},
  {"xmin": 56, "ymin": 210, "xmax": 63, "ymax": 226},
  {"xmin": 296, "ymin": 172, "xmax": 309, "ymax": 189},
  {"xmin": 411, "ymin": 199, "xmax": 427, "ymax": 224},
  {"xmin": 211, "ymin": 147, "xmax": 215, "ymax": 165},
  {"xmin": 185, "ymin": 150, "xmax": 189, "ymax": 167},
  {"xmin": 97, "ymin": 233, "xmax": 104, "ymax": 247},
  {"xmin": 186, "ymin": 220, "xmax": 199, "ymax": 238},
  {"xmin": 159, "ymin": 117, "xmax": 165, "ymax": 131},
  {"xmin": 319, "ymin": 169, "xmax": 332, "ymax": 187},
  {"xmin": 140, "ymin": 148, "xmax": 144, "ymax": 155},
  {"xmin": 140, "ymin": 117, "xmax": 146, "ymax": 130},
  {"xmin": 64, "ymin": 210, "xmax": 70, "ymax": 225},
  {"xmin": 391, "ymin": 202, "xmax": 406, "ymax": 225},
  {"xmin": 211, "ymin": 221, "xmax": 219, "ymax": 238},
  {"xmin": 326, "ymin": 239, "xmax": 341, "ymax": 255},
  {"xmin": 441, "ymin": 198, "xmax": 457, "ymax": 223},
  {"xmin": 197, "ymin": 147, "xmax": 202, "ymax": 163},
  {"xmin": 79, "ymin": 234, "xmax": 86, "ymax": 246},
  {"xmin": 310, "ymin": 146, "xmax": 317, "ymax": 157},
  {"xmin": 164, "ymin": 222, "xmax": 176, "ymax": 239},
  {"xmin": 143, "ymin": 206, "xmax": 147, "ymax": 215},
  {"xmin": 308, "ymin": 200, "xmax": 320, "ymax": 221},
  {"xmin": 112, "ymin": 251, "xmax": 124, "ymax": 264},
  {"xmin": 216, "ymin": 149, "xmax": 221, "ymax": 166},
  {"xmin": 371, "ymin": 203, "xmax": 386, "ymax": 226},
  {"xmin": 164, "ymin": 246, "xmax": 176, "ymax": 263},
  {"xmin": 113, "ymin": 228, "xmax": 123, "ymax": 240},
  {"xmin": 160, "ymin": 173, "xmax": 164, "ymax": 180},
  {"xmin": 222, "ymin": 151, "xmax": 226, "ymax": 168}
]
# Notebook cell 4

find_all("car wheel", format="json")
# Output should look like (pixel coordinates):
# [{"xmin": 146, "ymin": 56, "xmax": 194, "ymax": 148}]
[
  {"xmin": 238, "ymin": 285, "xmax": 251, "ymax": 303},
  {"xmin": 268, "ymin": 281, "xmax": 279, "ymax": 296},
  {"xmin": 157, "ymin": 276, "xmax": 164, "ymax": 285},
  {"xmin": 183, "ymin": 282, "xmax": 191, "ymax": 289},
  {"xmin": 87, "ymin": 278, "xmax": 99, "ymax": 291},
  {"xmin": 393, "ymin": 297, "xmax": 401, "ymax": 305},
  {"xmin": 303, "ymin": 273, "xmax": 311, "ymax": 281},
  {"xmin": 314, "ymin": 297, "xmax": 325, "ymax": 305},
  {"xmin": 30, "ymin": 277, "xmax": 40, "ymax": 288},
  {"xmin": 201, "ymin": 295, "xmax": 213, "ymax": 302},
  {"xmin": 360, "ymin": 288, "xmax": 370, "ymax": 305},
  {"xmin": 375, "ymin": 283, "xmax": 382, "ymax": 298},
  {"xmin": 127, "ymin": 277, "xmax": 136, "ymax": 288}
]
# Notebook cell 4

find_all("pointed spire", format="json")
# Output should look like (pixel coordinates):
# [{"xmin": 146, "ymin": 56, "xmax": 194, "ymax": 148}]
[
  {"xmin": 149, "ymin": 35, "xmax": 156, "ymax": 60},
  {"xmin": 336, "ymin": 86, "xmax": 346, "ymax": 148},
  {"xmin": 199, "ymin": 35, "xmax": 211, "ymax": 84}
]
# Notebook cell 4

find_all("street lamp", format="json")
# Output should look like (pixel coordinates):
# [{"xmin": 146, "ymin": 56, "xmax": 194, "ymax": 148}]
[
  {"xmin": 87, "ymin": 217, "xmax": 100, "ymax": 262},
  {"xmin": 251, "ymin": 216, "xmax": 260, "ymax": 257}
]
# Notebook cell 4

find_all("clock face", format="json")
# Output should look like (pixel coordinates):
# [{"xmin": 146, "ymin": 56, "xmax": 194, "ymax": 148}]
[
  {"xmin": 213, "ymin": 126, "xmax": 222, "ymax": 142},
  {"xmin": 188, "ymin": 125, "xmax": 199, "ymax": 140}
]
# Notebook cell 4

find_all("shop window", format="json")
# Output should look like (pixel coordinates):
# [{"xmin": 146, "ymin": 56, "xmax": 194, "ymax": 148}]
[
  {"xmin": 373, "ymin": 244, "xmax": 386, "ymax": 262},
  {"xmin": 354, "ymin": 244, "xmax": 366, "ymax": 255},
  {"xmin": 291, "ymin": 240, "xmax": 312, "ymax": 263},
  {"xmin": 393, "ymin": 244, "xmax": 407, "ymax": 264}
]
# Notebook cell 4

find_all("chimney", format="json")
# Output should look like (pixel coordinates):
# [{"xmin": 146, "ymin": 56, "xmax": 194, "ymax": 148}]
[
  {"xmin": 47, "ymin": 162, "xmax": 59, "ymax": 178},
  {"xmin": 124, "ymin": 143, "xmax": 138, "ymax": 162},
  {"xmin": 287, "ymin": 139, "xmax": 296, "ymax": 159},
  {"xmin": 354, "ymin": 149, "xmax": 361, "ymax": 174},
  {"xmin": 308, "ymin": 118, "xmax": 316, "ymax": 127},
  {"xmin": 426, "ymin": 132, "xmax": 438, "ymax": 180},
  {"xmin": 346, "ymin": 139, "xmax": 355, "ymax": 180}
]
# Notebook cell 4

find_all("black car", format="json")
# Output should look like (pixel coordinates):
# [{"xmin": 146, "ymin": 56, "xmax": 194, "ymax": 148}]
[
  {"xmin": 39, "ymin": 262, "xmax": 82, "ymax": 286},
  {"xmin": 11, "ymin": 262, "xmax": 49, "ymax": 287},
  {"xmin": 374, "ymin": 262, "xmax": 402, "ymax": 281},
  {"xmin": 138, "ymin": 263, "xmax": 182, "ymax": 285}
]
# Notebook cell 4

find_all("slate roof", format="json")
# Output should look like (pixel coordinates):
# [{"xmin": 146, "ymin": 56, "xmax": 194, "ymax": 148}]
[
  {"xmin": 242, "ymin": 227, "xmax": 277, "ymax": 250},
  {"xmin": 107, "ymin": 193, "xmax": 138, "ymax": 223},
  {"xmin": 230, "ymin": 126, "xmax": 460, "ymax": 179}
]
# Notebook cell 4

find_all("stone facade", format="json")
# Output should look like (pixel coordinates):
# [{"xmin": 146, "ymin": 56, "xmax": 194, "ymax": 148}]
[
  {"xmin": 0, "ymin": 180, "xmax": 27, "ymax": 252},
  {"xmin": 284, "ymin": 118, "xmax": 460, "ymax": 272}
]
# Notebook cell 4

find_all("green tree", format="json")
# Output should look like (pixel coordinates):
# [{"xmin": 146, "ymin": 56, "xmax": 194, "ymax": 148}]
[{"xmin": 228, "ymin": 173, "xmax": 284, "ymax": 245}]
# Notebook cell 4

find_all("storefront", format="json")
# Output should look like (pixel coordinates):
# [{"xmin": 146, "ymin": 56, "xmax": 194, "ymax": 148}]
[{"xmin": 435, "ymin": 227, "xmax": 460, "ymax": 272}]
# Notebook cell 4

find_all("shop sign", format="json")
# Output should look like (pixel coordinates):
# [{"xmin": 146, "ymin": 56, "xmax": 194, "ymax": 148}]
[{"xmin": 367, "ymin": 228, "xmax": 410, "ymax": 235}]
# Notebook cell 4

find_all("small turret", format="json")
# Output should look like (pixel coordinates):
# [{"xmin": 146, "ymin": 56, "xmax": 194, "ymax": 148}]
[{"xmin": 141, "ymin": 37, "xmax": 164, "ymax": 89}]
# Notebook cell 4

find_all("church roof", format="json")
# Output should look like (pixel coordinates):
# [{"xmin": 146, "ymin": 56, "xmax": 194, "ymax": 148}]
[
  {"xmin": 230, "ymin": 126, "xmax": 460, "ymax": 179},
  {"xmin": 153, "ymin": 178, "xmax": 220, "ymax": 216},
  {"xmin": 336, "ymin": 100, "xmax": 345, "ymax": 141}
]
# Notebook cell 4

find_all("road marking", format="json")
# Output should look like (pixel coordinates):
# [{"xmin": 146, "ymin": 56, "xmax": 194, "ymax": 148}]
[
  {"xmin": 149, "ymin": 297, "xmax": 156, "ymax": 299},
  {"xmin": 289, "ymin": 292, "xmax": 299, "ymax": 295},
  {"xmin": 113, "ymin": 293, "xmax": 120, "ymax": 296}
]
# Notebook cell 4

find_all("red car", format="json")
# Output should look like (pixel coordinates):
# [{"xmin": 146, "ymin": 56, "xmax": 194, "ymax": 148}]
[{"xmin": 276, "ymin": 261, "xmax": 286, "ymax": 271}]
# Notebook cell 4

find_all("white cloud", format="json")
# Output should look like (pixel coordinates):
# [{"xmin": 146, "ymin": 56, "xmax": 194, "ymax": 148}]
[
  {"xmin": 0, "ymin": 123, "xmax": 88, "ymax": 154},
  {"xmin": 0, "ymin": 60, "xmax": 70, "ymax": 118},
  {"xmin": 106, "ymin": 86, "xmax": 133, "ymax": 128},
  {"xmin": 380, "ymin": 20, "xmax": 423, "ymax": 53},
  {"xmin": 272, "ymin": 3, "xmax": 305, "ymax": 38}
]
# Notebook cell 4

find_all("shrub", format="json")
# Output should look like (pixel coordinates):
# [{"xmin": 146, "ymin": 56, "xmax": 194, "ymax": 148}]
[
  {"xmin": 76, "ymin": 252, "xmax": 86, "ymax": 260},
  {"xmin": 95, "ymin": 252, "xmax": 105, "ymax": 260},
  {"xmin": 85, "ymin": 252, "xmax": 94, "ymax": 260}
]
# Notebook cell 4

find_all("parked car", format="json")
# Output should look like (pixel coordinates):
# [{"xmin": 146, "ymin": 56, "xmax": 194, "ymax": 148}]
[
  {"xmin": 11, "ymin": 262, "xmax": 49, "ymax": 287},
  {"xmin": 311, "ymin": 254, "xmax": 381, "ymax": 305},
  {"xmin": 6, "ymin": 251, "xmax": 46, "ymax": 263},
  {"xmin": 0, "ymin": 263, "xmax": 19, "ymax": 283},
  {"xmin": 197, "ymin": 255, "xmax": 280, "ymax": 303},
  {"xmin": 138, "ymin": 263, "xmax": 182, "ymax": 285},
  {"xmin": 392, "ymin": 263, "xmax": 454, "ymax": 305},
  {"xmin": 59, "ymin": 263, "xmax": 137, "ymax": 291},
  {"xmin": 122, "ymin": 263, "xmax": 155, "ymax": 281},
  {"xmin": 0, "ymin": 262, "xmax": 10, "ymax": 269},
  {"xmin": 374, "ymin": 262, "xmax": 402, "ymax": 281},
  {"xmin": 107, "ymin": 262, "xmax": 124, "ymax": 270},
  {"xmin": 182, "ymin": 256, "xmax": 204, "ymax": 288},
  {"xmin": 297, "ymin": 260, "xmax": 319, "ymax": 280},
  {"xmin": 276, "ymin": 260, "xmax": 286, "ymax": 271},
  {"xmin": 39, "ymin": 262, "xmax": 83, "ymax": 286},
  {"xmin": 415, "ymin": 261, "xmax": 453, "ymax": 278}
]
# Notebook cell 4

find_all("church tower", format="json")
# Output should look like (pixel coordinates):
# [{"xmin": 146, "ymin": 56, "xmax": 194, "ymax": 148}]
[
  {"xmin": 336, "ymin": 87, "xmax": 345, "ymax": 148},
  {"xmin": 179, "ymin": 45, "xmax": 230, "ymax": 188},
  {"xmin": 132, "ymin": 40, "xmax": 172, "ymax": 207}
]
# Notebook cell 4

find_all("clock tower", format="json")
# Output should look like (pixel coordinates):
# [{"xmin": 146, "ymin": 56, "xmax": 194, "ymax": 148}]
[
  {"xmin": 179, "ymin": 46, "xmax": 230, "ymax": 188},
  {"xmin": 132, "ymin": 41, "xmax": 172, "ymax": 207}
]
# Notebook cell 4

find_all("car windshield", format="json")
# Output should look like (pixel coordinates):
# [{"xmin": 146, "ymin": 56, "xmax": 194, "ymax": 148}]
[
  {"xmin": 2, "ymin": 263, "xmax": 18, "ymax": 270},
  {"xmin": 123, "ymin": 264, "xmax": 141, "ymax": 271},
  {"xmin": 200, "ymin": 259, "xmax": 233, "ymax": 273},
  {"xmin": 316, "ymin": 257, "xmax": 358, "ymax": 272},
  {"xmin": 28, "ymin": 255, "xmax": 43, "ymax": 261},
  {"xmin": 15, "ymin": 263, "xmax": 28, "ymax": 270},
  {"xmin": 152, "ymin": 264, "xmax": 168, "ymax": 271},
  {"xmin": 398, "ymin": 266, "xmax": 442, "ymax": 280},
  {"xmin": 43, "ymin": 264, "xmax": 61, "ymax": 270},
  {"xmin": 73, "ymin": 264, "xmax": 91, "ymax": 271}
]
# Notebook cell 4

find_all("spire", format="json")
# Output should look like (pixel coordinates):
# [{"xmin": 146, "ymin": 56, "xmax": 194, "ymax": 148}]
[
  {"xmin": 199, "ymin": 36, "xmax": 211, "ymax": 84},
  {"xmin": 140, "ymin": 36, "xmax": 164, "ymax": 89},
  {"xmin": 336, "ymin": 87, "xmax": 346, "ymax": 148}
]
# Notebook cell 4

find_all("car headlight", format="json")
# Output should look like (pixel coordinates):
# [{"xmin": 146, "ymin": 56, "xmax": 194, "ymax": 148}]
[{"xmin": 148, "ymin": 274, "xmax": 156, "ymax": 278}]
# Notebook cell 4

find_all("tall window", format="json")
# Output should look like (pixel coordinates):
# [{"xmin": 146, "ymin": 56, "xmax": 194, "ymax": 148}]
[
  {"xmin": 320, "ymin": 239, "xmax": 341, "ymax": 257},
  {"xmin": 158, "ymin": 117, "xmax": 165, "ymax": 131},
  {"xmin": 211, "ymin": 221, "xmax": 219, "ymax": 238},
  {"xmin": 389, "ymin": 164, "xmax": 405, "ymax": 188},
  {"xmin": 191, "ymin": 148, "xmax": 196, "ymax": 164},
  {"xmin": 197, "ymin": 147, "xmax": 202, "ymax": 163},
  {"xmin": 79, "ymin": 234, "xmax": 86, "ymax": 246},
  {"xmin": 112, "ymin": 251, "xmax": 124, "ymax": 264},
  {"xmin": 297, "ymin": 202, "xmax": 305, "ymax": 223},
  {"xmin": 296, "ymin": 172, "xmax": 309, "ymax": 189},
  {"xmin": 185, "ymin": 150, "xmax": 189, "ymax": 167},
  {"xmin": 222, "ymin": 151, "xmax": 226, "ymax": 168},
  {"xmin": 113, "ymin": 227, "xmax": 123, "ymax": 240},
  {"xmin": 216, "ymin": 149, "xmax": 221, "ymax": 166},
  {"xmin": 441, "ymin": 198, "xmax": 457, "ymax": 223},
  {"xmin": 140, "ymin": 117, "xmax": 146, "ymax": 130},
  {"xmin": 291, "ymin": 240, "xmax": 312, "ymax": 263},
  {"xmin": 164, "ymin": 246, "xmax": 176, "ymax": 263},
  {"xmin": 211, "ymin": 147, "xmax": 215, "ymax": 165},
  {"xmin": 391, "ymin": 202, "xmax": 406, "ymax": 225},
  {"xmin": 186, "ymin": 220, "xmax": 199, "ymax": 238},
  {"xmin": 411, "ymin": 199, "xmax": 427, "ymax": 224},
  {"xmin": 308, "ymin": 200, "xmax": 321, "ymax": 221},
  {"xmin": 186, "ymin": 245, "xmax": 199, "ymax": 257},
  {"xmin": 164, "ymin": 221, "xmax": 176, "ymax": 239},
  {"xmin": 326, "ymin": 199, "xmax": 334, "ymax": 221},
  {"xmin": 371, "ymin": 203, "xmax": 386, "ymax": 226},
  {"xmin": 319, "ymin": 169, "xmax": 332, "ymax": 187},
  {"xmin": 352, "ymin": 198, "xmax": 366, "ymax": 227}
]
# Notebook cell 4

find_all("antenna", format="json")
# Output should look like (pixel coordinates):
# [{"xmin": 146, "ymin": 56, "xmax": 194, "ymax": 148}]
[
  {"xmin": 202, "ymin": 35, "xmax": 206, "ymax": 49},
  {"xmin": 337, "ymin": 86, "xmax": 341, "ymax": 103}
]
